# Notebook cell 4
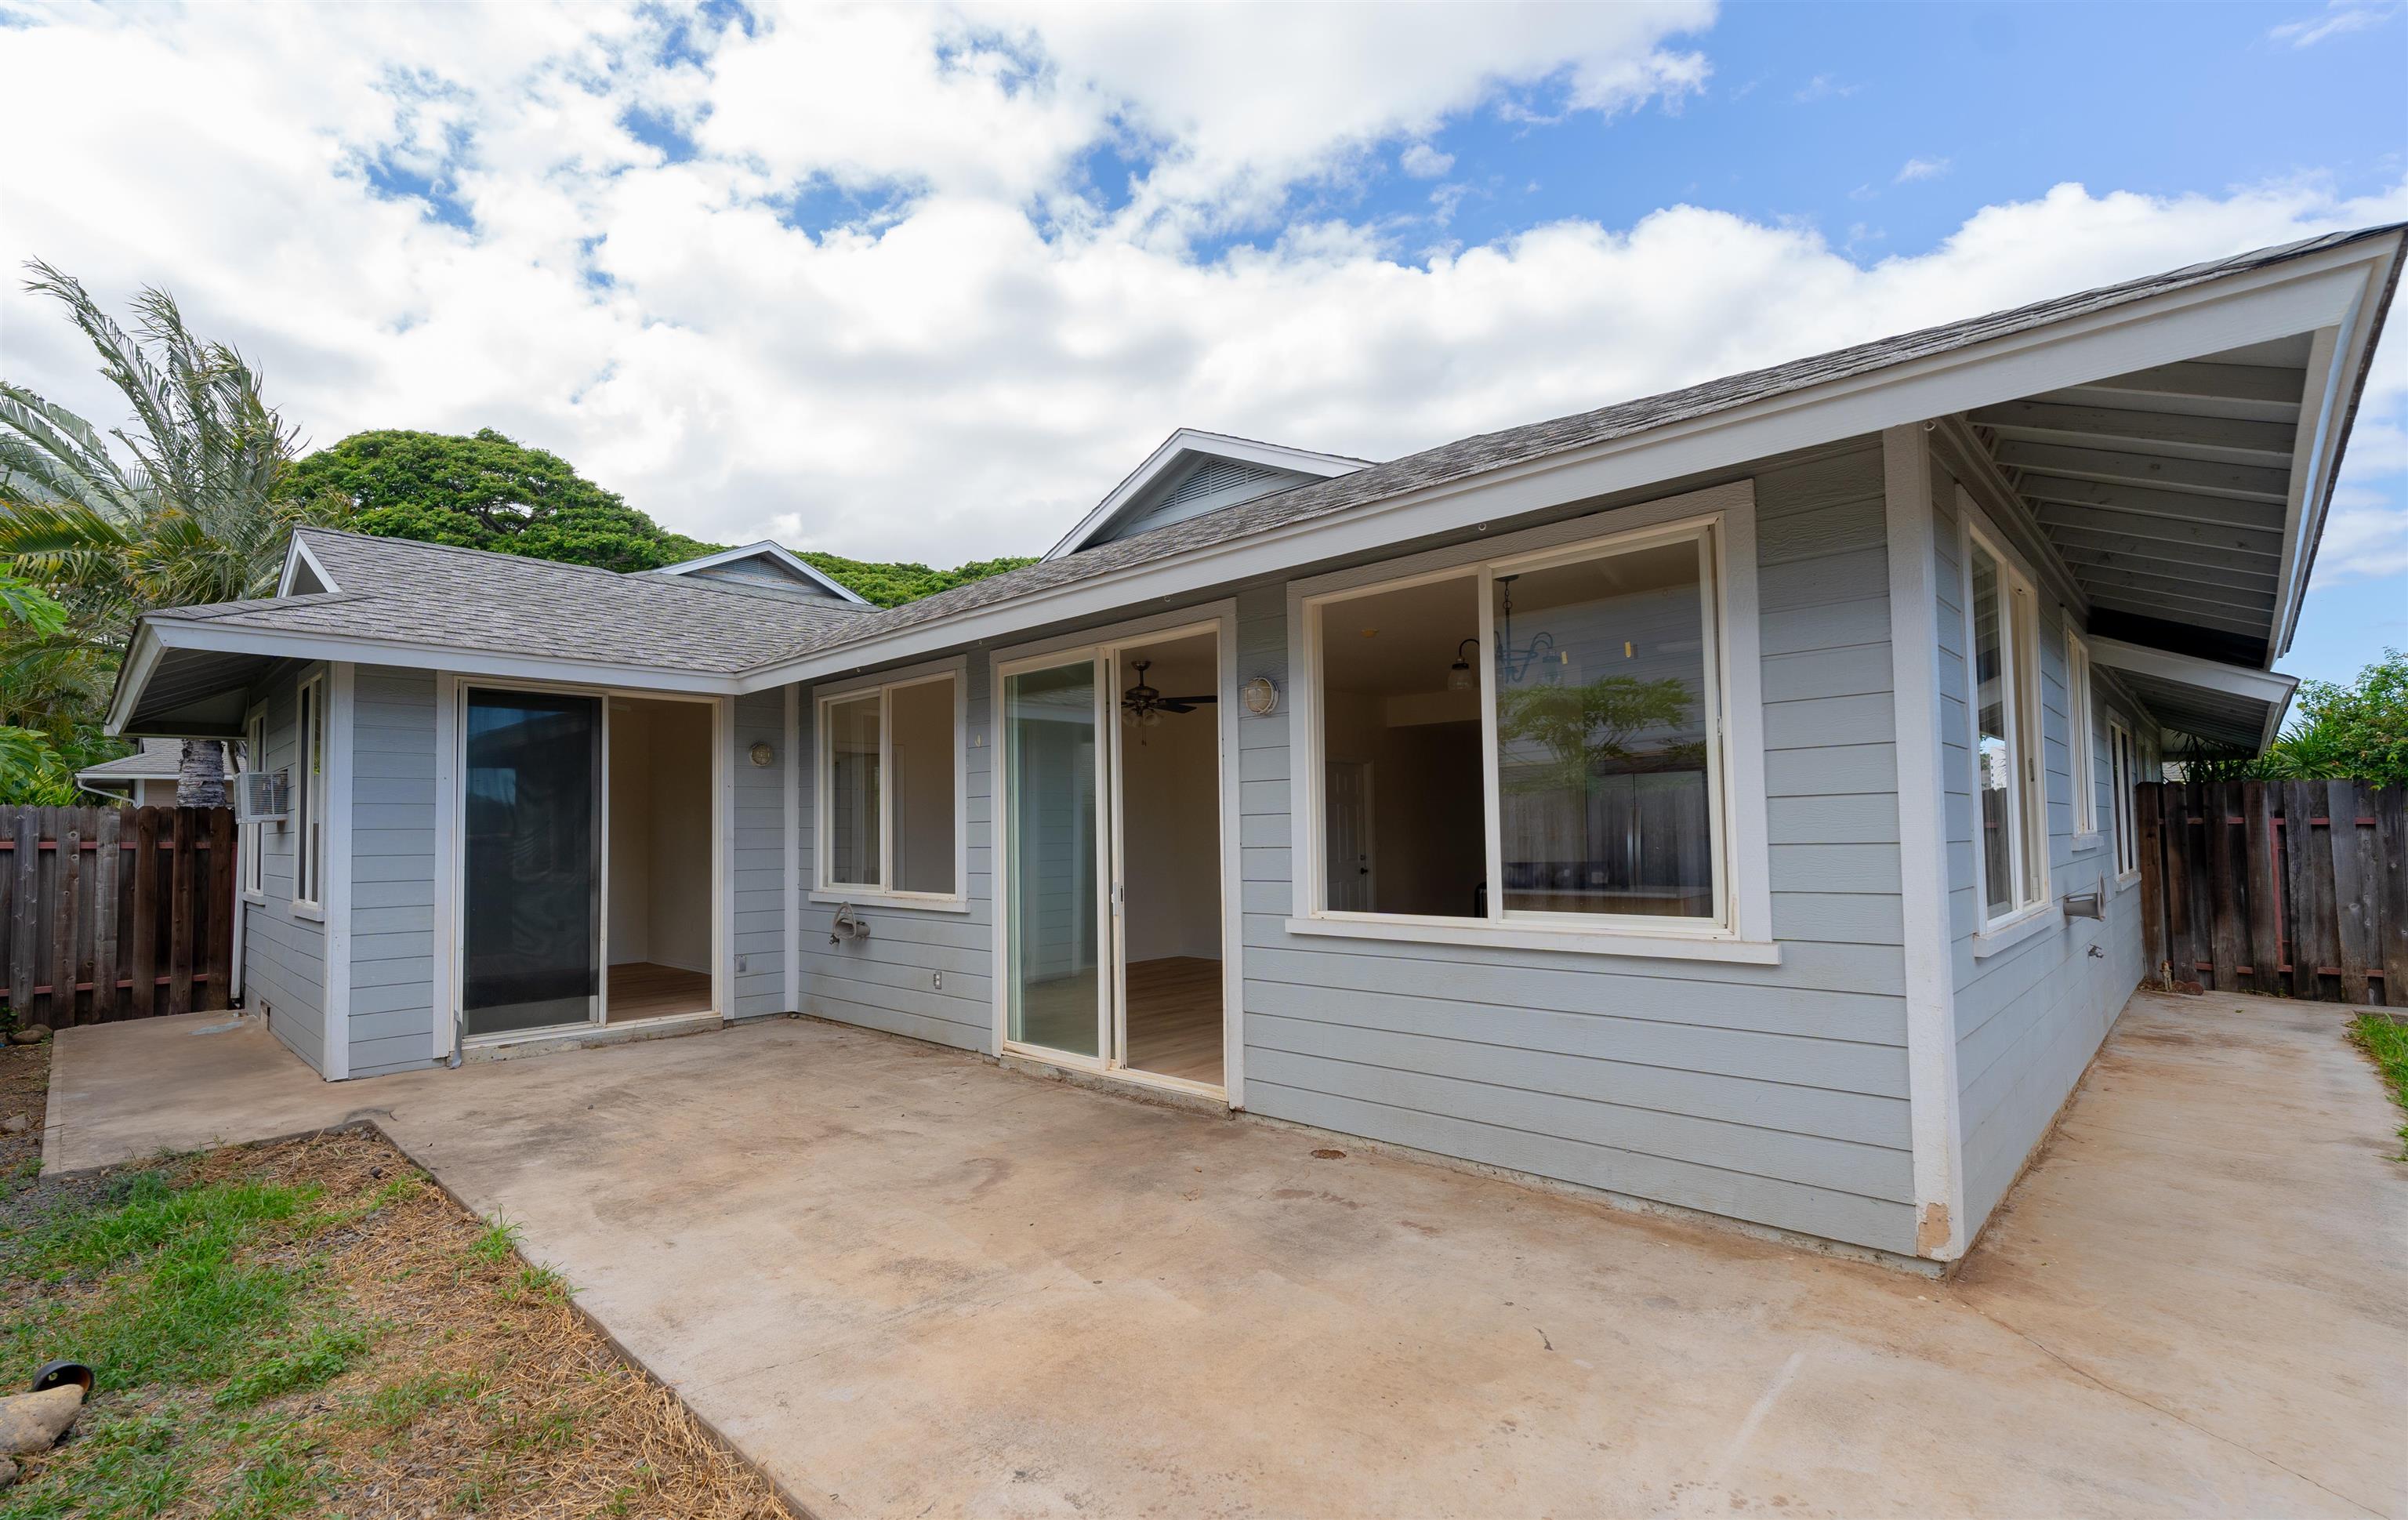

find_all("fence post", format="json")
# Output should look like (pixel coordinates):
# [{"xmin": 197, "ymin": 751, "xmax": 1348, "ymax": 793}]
[
  {"xmin": 8, "ymin": 811, "xmax": 35, "ymax": 1014},
  {"xmin": 2138, "ymin": 785, "xmax": 2166, "ymax": 979},
  {"xmin": 2330, "ymin": 778, "xmax": 2374, "ymax": 1005},
  {"xmin": 169, "ymin": 808, "xmax": 196, "ymax": 1017},
  {"xmin": 92, "ymin": 807, "xmax": 120, "ymax": 1021},
  {"xmin": 2242, "ymin": 782, "xmax": 2280, "ymax": 995},
  {"xmin": 2204, "ymin": 780, "xmax": 2243, "ymax": 992},
  {"xmin": 205, "ymin": 807, "xmax": 235, "ymax": 1013},
  {"xmin": 130, "ymin": 808, "xmax": 159, "ymax": 1018},
  {"xmin": 52, "ymin": 812, "xmax": 84, "ymax": 1027}
]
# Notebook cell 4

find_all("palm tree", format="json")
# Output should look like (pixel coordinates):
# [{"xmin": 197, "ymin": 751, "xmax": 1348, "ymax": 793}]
[{"xmin": 0, "ymin": 263, "xmax": 344, "ymax": 803}]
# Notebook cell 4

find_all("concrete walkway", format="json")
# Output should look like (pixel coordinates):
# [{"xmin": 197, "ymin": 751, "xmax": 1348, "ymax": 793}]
[{"xmin": 47, "ymin": 993, "xmax": 2407, "ymax": 1518}]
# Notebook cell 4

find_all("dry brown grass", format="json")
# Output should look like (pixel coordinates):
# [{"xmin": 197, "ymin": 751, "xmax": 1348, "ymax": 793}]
[
  {"xmin": 213, "ymin": 1130, "xmax": 793, "ymax": 1519},
  {"xmin": 5, "ymin": 1118, "xmax": 794, "ymax": 1519}
]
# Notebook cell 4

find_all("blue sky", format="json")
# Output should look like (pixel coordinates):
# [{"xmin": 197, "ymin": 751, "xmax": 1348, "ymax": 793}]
[{"xmin": 3, "ymin": 1, "xmax": 2404, "ymax": 687}]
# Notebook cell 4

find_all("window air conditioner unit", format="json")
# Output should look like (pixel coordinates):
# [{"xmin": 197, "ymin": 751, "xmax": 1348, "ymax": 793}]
[{"xmin": 234, "ymin": 768, "xmax": 289, "ymax": 823}]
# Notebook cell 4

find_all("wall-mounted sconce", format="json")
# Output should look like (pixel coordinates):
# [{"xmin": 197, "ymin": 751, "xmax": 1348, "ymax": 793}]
[{"xmin": 748, "ymin": 742, "xmax": 775, "ymax": 767}]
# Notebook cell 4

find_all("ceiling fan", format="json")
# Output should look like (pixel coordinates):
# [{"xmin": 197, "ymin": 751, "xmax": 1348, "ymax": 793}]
[{"xmin": 1120, "ymin": 659, "xmax": 1216, "ymax": 731}]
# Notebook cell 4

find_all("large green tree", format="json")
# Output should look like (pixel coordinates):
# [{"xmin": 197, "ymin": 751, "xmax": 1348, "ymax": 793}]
[
  {"xmin": 793, "ymin": 548, "xmax": 1037, "ymax": 608},
  {"xmin": 284, "ymin": 428, "xmax": 717, "ymax": 573},
  {"xmin": 1, "ymin": 263, "xmax": 342, "ymax": 802}
]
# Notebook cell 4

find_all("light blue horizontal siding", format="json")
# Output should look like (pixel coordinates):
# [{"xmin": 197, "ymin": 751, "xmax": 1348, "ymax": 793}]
[
  {"xmin": 1931, "ymin": 456, "xmax": 2148, "ymax": 1237},
  {"xmin": 349, "ymin": 666, "xmax": 439, "ymax": 1077},
  {"xmin": 731, "ymin": 688, "xmax": 790, "ymax": 1019},
  {"xmin": 244, "ymin": 670, "xmax": 325, "ymax": 1075},
  {"xmin": 1233, "ymin": 439, "xmax": 1918, "ymax": 1254},
  {"xmin": 796, "ymin": 662, "xmax": 992, "ymax": 1050},
  {"xmin": 785, "ymin": 441, "xmax": 1921, "ymax": 1253}
]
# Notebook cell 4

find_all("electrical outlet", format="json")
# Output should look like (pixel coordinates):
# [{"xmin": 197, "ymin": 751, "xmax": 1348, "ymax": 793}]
[{"xmin": 933, "ymin": 970, "xmax": 943, "ymax": 991}]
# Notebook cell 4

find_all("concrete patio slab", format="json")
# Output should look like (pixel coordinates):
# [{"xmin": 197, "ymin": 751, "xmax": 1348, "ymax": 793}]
[{"xmin": 46, "ymin": 992, "xmax": 2407, "ymax": 1518}]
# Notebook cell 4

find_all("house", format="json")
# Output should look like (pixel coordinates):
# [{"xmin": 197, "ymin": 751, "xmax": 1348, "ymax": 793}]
[
  {"xmin": 74, "ymin": 737, "xmax": 189, "ymax": 805},
  {"xmin": 103, "ymin": 225, "xmax": 2400, "ymax": 1268}
]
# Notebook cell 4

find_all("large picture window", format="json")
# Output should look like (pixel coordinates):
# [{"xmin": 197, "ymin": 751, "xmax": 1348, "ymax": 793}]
[
  {"xmin": 294, "ymin": 672, "xmax": 328, "ymax": 910},
  {"xmin": 818, "ymin": 672, "xmax": 959, "ymax": 898},
  {"xmin": 1965, "ymin": 524, "xmax": 2045, "ymax": 926},
  {"xmin": 1306, "ymin": 520, "xmax": 1729, "ymax": 932}
]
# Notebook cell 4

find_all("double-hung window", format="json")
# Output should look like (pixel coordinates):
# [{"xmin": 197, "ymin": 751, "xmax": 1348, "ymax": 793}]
[
  {"xmin": 1964, "ymin": 522, "xmax": 2046, "ymax": 926},
  {"xmin": 294, "ymin": 672, "xmax": 328, "ymax": 911},
  {"xmin": 2065, "ymin": 625, "xmax": 2098, "ymax": 840},
  {"xmin": 818, "ymin": 672, "xmax": 960, "ymax": 899},
  {"xmin": 242, "ymin": 702, "xmax": 267, "ymax": 900},
  {"xmin": 2109, "ymin": 716, "xmax": 2140, "ymax": 881},
  {"xmin": 1304, "ymin": 518, "xmax": 1732, "ymax": 933}
]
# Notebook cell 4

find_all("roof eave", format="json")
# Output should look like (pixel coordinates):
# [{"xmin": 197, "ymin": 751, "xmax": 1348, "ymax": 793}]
[{"xmin": 738, "ymin": 230, "xmax": 2404, "ymax": 693}]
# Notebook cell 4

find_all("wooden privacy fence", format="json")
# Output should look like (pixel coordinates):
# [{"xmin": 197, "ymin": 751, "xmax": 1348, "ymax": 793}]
[
  {"xmin": 2137, "ymin": 779, "xmax": 2408, "ymax": 1007},
  {"xmin": 0, "ymin": 805, "xmax": 238, "ymax": 1028}
]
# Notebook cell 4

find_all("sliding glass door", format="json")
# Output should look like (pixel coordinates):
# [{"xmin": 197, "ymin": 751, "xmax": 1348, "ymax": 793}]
[
  {"xmin": 1003, "ymin": 658, "xmax": 1104, "ymax": 1059},
  {"xmin": 462, "ymin": 688, "xmax": 602, "ymax": 1037}
]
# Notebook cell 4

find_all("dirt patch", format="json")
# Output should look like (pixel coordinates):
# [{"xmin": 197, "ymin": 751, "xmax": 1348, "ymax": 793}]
[
  {"xmin": 1, "ymin": 1115, "xmax": 793, "ymax": 1518},
  {"xmin": 0, "ymin": 1039, "xmax": 49, "ymax": 1189}
]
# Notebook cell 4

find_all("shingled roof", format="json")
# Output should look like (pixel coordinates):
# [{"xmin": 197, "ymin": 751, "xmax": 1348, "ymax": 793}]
[
  {"xmin": 151, "ymin": 528, "xmax": 872, "ymax": 676},
  {"xmin": 784, "ymin": 223, "xmax": 2401, "ymax": 666},
  {"xmin": 127, "ymin": 223, "xmax": 2399, "ymax": 692}
]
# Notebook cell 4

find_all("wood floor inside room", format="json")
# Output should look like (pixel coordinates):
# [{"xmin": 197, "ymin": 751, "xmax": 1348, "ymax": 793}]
[
  {"xmin": 1124, "ymin": 956, "xmax": 1224, "ymax": 1088},
  {"xmin": 606, "ymin": 961, "xmax": 713, "ymax": 1023}
]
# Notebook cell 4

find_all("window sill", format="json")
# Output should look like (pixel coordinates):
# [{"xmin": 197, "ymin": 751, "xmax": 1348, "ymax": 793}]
[
  {"xmin": 1971, "ymin": 902, "xmax": 2057, "ymax": 959},
  {"xmin": 807, "ymin": 888, "xmax": 971, "ymax": 916},
  {"xmin": 241, "ymin": 891, "xmax": 267, "ymax": 907},
  {"xmin": 2070, "ymin": 833, "xmax": 2104, "ymax": 854},
  {"xmin": 2114, "ymin": 870, "xmax": 2141, "ymax": 894},
  {"xmin": 291, "ymin": 901, "xmax": 326, "ymax": 923},
  {"xmin": 1282, "ymin": 915, "xmax": 1781, "ymax": 965}
]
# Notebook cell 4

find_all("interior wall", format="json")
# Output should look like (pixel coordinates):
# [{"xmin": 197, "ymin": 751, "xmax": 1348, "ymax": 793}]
[
  {"xmin": 1320, "ymin": 690, "xmax": 1485, "ymax": 917},
  {"xmin": 891, "ymin": 679, "xmax": 957, "ymax": 894},
  {"xmin": 1122, "ymin": 701, "xmax": 1220, "ymax": 962},
  {"xmin": 607, "ymin": 702, "xmax": 655, "ymax": 964},
  {"xmin": 607, "ymin": 698, "xmax": 713, "ymax": 974}
]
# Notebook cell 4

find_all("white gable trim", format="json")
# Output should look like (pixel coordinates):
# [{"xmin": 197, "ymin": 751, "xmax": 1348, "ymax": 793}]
[
  {"xmin": 276, "ymin": 535, "xmax": 340, "ymax": 597},
  {"xmin": 654, "ymin": 541, "xmax": 873, "ymax": 604},
  {"xmin": 1043, "ymin": 428, "xmax": 1366, "ymax": 562}
]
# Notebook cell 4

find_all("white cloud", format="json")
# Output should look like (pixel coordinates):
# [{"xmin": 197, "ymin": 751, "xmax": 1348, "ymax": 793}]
[
  {"xmin": 1793, "ymin": 74, "xmax": 1857, "ymax": 103},
  {"xmin": 2, "ymin": 2, "xmax": 2402, "ymax": 588},
  {"xmin": 1400, "ymin": 143, "xmax": 1455, "ymax": 179},
  {"xmin": 1895, "ymin": 155, "xmax": 1951, "ymax": 183},
  {"xmin": 2268, "ymin": 2, "xmax": 2400, "ymax": 48}
]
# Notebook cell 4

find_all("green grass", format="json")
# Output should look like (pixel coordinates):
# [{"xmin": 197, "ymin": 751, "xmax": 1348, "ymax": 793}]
[
  {"xmin": 0, "ymin": 1161, "xmax": 397, "ymax": 1520},
  {"xmin": 2348, "ymin": 1012, "xmax": 2408, "ymax": 1159}
]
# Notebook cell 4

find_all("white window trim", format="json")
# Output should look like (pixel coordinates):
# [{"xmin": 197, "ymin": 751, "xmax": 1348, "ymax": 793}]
[
  {"xmin": 241, "ymin": 699, "xmax": 268, "ymax": 903},
  {"xmin": 1960, "ymin": 505, "xmax": 2050, "ymax": 932},
  {"xmin": 2065, "ymin": 619, "xmax": 2100, "ymax": 847},
  {"xmin": 1970, "ymin": 898, "xmax": 2058, "ymax": 958},
  {"xmin": 2109, "ymin": 714, "xmax": 2141, "ymax": 889},
  {"xmin": 292, "ymin": 669, "xmax": 328, "ymax": 919},
  {"xmin": 1285, "ymin": 479, "xmax": 1775, "ymax": 963},
  {"xmin": 811, "ymin": 657, "xmax": 970, "ymax": 912}
]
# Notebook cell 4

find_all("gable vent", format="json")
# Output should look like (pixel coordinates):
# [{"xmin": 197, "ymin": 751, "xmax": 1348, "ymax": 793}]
[{"xmin": 1166, "ymin": 458, "xmax": 1275, "ymax": 508}]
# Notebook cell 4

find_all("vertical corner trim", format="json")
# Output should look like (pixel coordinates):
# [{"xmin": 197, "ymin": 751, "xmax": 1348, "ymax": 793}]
[
  {"xmin": 783, "ymin": 684, "xmax": 801, "ymax": 1015},
  {"xmin": 1882, "ymin": 426, "xmax": 1965, "ymax": 1260},
  {"xmin": 431, "ymin": 673, "xmax": 459, "ymax": 1063},
  {"xmin": 323, "ymin": 661, "xmax": 356, "ymax": 1082}
]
